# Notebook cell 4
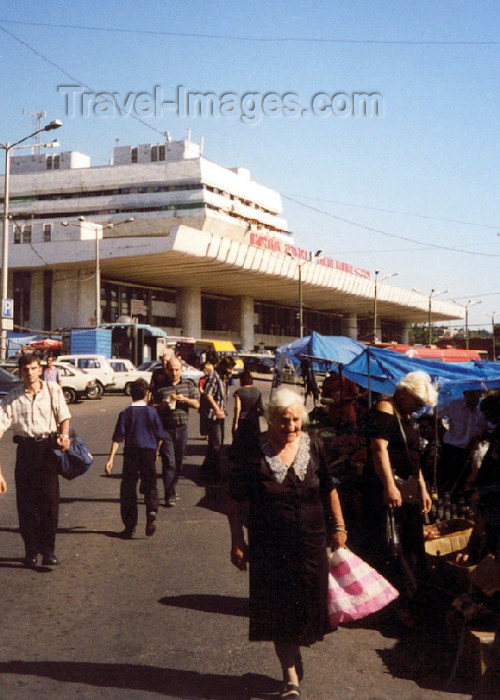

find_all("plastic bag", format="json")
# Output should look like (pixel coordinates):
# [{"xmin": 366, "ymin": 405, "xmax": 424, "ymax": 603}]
[{"xmin": 327, "ymin": 547, "xmax": 399, "ymax": 627}]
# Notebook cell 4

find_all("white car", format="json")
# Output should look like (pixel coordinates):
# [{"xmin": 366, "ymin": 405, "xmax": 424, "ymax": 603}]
[
  {"xmin": 57, "ymin": 354, "xmax": 115, "ymax": 396},
  {"xmin": 52, "ymin": 362, "xmax": 101, "ymax": 403},
  {"xmin": 142, "ymin": 359, "xmax": 203, "ymax": 384},
  {"xmin": 108, "ymin": 359, "xmax": 152, "ymax": 395}
]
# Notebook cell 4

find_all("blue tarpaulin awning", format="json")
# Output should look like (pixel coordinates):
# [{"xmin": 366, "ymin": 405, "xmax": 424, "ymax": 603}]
[{"xmin": 276, "ymin": 333, "xmax": 500, "ymax": 406}]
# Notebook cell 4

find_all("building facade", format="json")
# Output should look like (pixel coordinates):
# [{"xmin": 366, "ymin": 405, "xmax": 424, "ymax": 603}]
[{"xmin": 2, "ymin": 137, "xmax": 463, "ymax": 350}]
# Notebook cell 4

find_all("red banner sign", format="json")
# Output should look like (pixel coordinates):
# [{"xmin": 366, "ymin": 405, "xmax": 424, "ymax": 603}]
[{"xmin": 249, "ymin": 233, "xmax": 371, "ymax": 279}]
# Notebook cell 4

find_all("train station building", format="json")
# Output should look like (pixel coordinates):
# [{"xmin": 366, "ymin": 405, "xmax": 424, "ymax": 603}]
[{"xmin": 3, "ymin": 136, "xmax": 463, "ymax": 350}]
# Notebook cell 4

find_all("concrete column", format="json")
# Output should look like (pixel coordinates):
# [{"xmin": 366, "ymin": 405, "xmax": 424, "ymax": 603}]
[
  {"xmin": 341, "ymin": 312, "xmax": 358, "ymax": 339},
  {"xmin": 178, "ymin": 287, "xmax": 201, "ymax": 338},
  {"xmin": 238, "ymin": 295, "xmax": 255, "ymax": 351},
  {"xmin": 29, "ymin": 272, "xmax": 44, "ymax": 331},
  {"xmin": 51, "ymin": 269, "xmax": 95, "ymax": 328},
  {"xmin": 400, "ymin": 321, "xmax": 410, "ymax": 344}
]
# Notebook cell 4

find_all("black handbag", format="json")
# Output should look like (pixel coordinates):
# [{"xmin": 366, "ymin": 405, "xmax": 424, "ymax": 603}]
[
  {"xmin": 394, "ymin": 411, "xmax": 423, "ymax": 505},
  {"xmin": 385, "ymin": 507, "xmax": 402, "ymax": 558},
  {"xmin": 394, "ymin": 474, "xmax": 421, "ymax": 504}
]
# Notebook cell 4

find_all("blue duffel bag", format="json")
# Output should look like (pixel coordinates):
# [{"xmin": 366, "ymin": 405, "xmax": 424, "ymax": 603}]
[{"xmin": 53, "ymin": 429, "xmax": 94, "ymax": 480}]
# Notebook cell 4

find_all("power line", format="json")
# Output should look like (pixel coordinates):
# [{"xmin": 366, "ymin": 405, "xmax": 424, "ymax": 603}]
[
  {"xmin": 282, "ymin": 194, "xmax": 500, "ymax": 258},
  {"xmin": 0, "ymin": 19, "xmax": 498, "ymax": 46},
  {"xmin": 284, "ymin": 193, "xmax": 499, "ymax": 230},
  {"xmin": 0, "ymin": 25, "xmax": 165, "ymax": 138}
]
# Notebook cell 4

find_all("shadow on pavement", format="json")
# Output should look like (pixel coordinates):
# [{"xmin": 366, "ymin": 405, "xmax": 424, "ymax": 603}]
[
  {"xmin": 0, "ymin": 660, "xmax": 280, "ymax": 699},
  {"xmin": 60, "ymin": 496, "xmax": 120, "ymax": 503},
  {"xmin": 159, "ymin": 593, "xmax": 249, "ymax": 617}
]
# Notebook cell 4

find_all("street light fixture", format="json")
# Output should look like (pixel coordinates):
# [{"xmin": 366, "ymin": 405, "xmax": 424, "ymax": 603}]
[
  {"xmin": 286, "ymin": 249, "xmax": 322, "ymax": 338},
  {"xmin": 451, "ymin": 299, "xmax": 482, "ymax": 350},
  {"xmin": 413, "ymin": 287, "xmax": 448, "ymax": 345},
  {"xmin": 62, "ymin": 217, "xmax": 135, "ymax": 327},
  {"xmin": 0, "ymin": 120, "xmax": 62, "ymax": 359},
  {"xmin": 373, "ymin": 269, "xmax": 399, "ymax": 342}
]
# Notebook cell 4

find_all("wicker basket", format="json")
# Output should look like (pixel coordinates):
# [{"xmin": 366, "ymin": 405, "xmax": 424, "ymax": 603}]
[
  {"xmin": 424, "ymin": 519, "xmax": 474, "ymax": 557},
  {"xmin": 424, "ymin": 519, "xmax": 475, "ymax": 589}
]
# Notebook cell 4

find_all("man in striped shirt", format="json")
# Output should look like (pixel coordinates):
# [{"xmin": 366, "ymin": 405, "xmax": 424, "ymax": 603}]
[
  {"xmin": 199, "ymin": 360, "xmax": 231, "ymax": 484},
  {"xmin": 155, "ymin": 357, "xmax": 199, "ymax": 507}
]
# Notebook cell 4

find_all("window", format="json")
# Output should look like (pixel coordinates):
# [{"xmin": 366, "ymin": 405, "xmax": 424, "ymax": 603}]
[
  {"xmin": 22, "ymin": 225, "xmax": 32, "ymax": 244},
  {"xmin": 43, "ymin": 224, "xmax": 52, "ymax": 242},
  {"xmin": 151, "ymin": 145, "xmax": 165, "ymax": 162},
  {"xmin": 13, "ymin": 229, "xmax": 21, "ymax": 244},
  {"xmin": 131, "ymin": 147, "xmax": 138, "ymax": 163},
  {"xmin": 46, "ymin": 155, "xmax": 60, "ymax": 170}
]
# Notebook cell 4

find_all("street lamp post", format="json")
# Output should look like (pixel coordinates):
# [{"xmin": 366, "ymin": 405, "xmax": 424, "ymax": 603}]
[
  {"xmin": 62, "ymin": 217, "xmax": 134, "ymax": 327},
  {"xmin": 451, "ymin": 299, "xmax": 482, "ymax": 350},
  {"xmin": 1, "ymin": 120, "xmax": 62, "ymax": 359},
  {"xmin": 413, "ymin": 287, "xmax": 448, "ymax": 344},
  {"xmin": 287, "ymin": 249, "xmax": 321, "ymax": 338},
  {"xmin": 373, "ymin": 269, "xmax": 398, "ymax": 342},
  {"xmin": 492, "ymin": 312, "xmax": 499, "ymax": 361}
]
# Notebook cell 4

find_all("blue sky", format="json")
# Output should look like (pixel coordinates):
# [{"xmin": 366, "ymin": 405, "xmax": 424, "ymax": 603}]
[{"xmin": 1, "ymin": 1, "xmax": 498, "ymax": 331}]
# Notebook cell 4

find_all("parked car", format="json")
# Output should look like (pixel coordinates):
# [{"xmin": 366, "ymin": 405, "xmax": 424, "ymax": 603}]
[
  {"xmin": 56, "ymin": 354, "xmax": 115, "ymax": 396},
  {"xmin": 137, "ymin": 360, "xmax": 156, "ymax": 372},
  {"xmin": 0, "ymin": 361, "xmax": 20, "ymax": 377},
  {"xmin": 108, "ymin": 359, "xmax": 152, "ymax": 395},
  {"xmin": 142, "ymin": 359, "xmax": 203, "ymax": 384},
  {"xmin": 240, "ymin": 353, "xmax": 276, "ymax": 375},
  {"xmin": 52, "ymin": 362, "xmax": 101, "ymax": 403},
  {"xmin": 6, "ymin": 361, "xmax": 100, "ymax": 403},
  {"xmin": 0, "ymin": 366, "xmax": 22, "ymax": 396}
]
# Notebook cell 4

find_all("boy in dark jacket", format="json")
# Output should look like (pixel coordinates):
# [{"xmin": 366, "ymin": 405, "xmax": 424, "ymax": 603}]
[{"xmin": 105, "ymin": 379, "xmax": 166, "ymax": 538}]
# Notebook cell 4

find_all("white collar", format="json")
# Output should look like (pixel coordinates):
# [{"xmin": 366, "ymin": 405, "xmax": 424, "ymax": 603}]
[{"xmin": 261, "ymin": 432, "xmax": 310, "ymax": 484}]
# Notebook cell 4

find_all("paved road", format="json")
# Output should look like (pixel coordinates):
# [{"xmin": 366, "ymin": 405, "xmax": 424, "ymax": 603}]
[{"xmin": 0, "ymin": 383, "xmax": 473, "ymax": 699}]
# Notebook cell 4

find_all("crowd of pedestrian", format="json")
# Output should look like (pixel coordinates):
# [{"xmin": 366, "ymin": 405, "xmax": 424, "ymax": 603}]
[{"xmin": 0, "ymin": 349, "xmax": 498, "ymax": 699}]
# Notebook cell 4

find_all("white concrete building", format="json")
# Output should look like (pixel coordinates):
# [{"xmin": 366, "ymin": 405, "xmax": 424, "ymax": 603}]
[{"xmin": 2, "ymin": 137, "xmax": 463, "ymax": 350}]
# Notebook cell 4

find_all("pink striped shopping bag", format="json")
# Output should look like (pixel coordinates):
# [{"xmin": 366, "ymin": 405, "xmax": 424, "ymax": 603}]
[{"xmin": 327, "ymin": 547, "xmax": 399, "ymax": 627}]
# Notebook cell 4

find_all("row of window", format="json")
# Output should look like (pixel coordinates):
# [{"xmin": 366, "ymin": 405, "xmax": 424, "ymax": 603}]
[
  {"xmin": 11, "ymin": 271, "xmax": 402, "ymax": 343},
  {"xmin": 10, "ymin": 201, "xmax": 206, "ymax": 225},
  {"xmin": 8, "ymin": 182, "xmax": 203, "ymax": 204},
  {"xmin": 13, "ymin": 224, "xmax": 52, "ymax": 244},
  {"xmin": 7, "ymin": 183, "xmax": 277, "ymax": 219}
]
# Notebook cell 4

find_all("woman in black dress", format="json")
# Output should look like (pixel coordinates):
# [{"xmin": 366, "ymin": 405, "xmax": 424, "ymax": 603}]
[
  {"xmin": 363, "ymin": 371, "xmax": 437, "ymax": 625},
  {"xmin": 227, "ymin": 387, "xmax": 347, "ymax": 699},
  {"xmin": 230, "ymin": 370, "xmax": 264, "ymax": 452}
]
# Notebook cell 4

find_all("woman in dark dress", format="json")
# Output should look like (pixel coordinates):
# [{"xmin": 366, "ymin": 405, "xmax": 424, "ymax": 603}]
[
  {"xmin": 230, "ymin": 370, "xmax": 264, "ymax": 452},
  {"xmin": 227, "ymin": 387, "xmax": 347, "ymax": 699},
  {"xmin": 362, "ymin": 371, "xmax": 437, "ymax": 625}
]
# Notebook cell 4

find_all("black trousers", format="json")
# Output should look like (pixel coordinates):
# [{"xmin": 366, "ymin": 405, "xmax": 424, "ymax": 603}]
[
  {"xmin": 120, "ymin": 447, "xmax": 158, "ymax": 529},
  {"xmin": 15, "ymin": 439, "xmax": 60, "ymax": 557},
  {"xmin": 201, "ymin": 419, "xmax": 224, "ymax": 478}
]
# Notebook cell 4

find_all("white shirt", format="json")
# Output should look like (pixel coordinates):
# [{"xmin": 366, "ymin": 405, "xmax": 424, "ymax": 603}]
[
  {"xmin": 442, "ymin": 399, "xmax": 487, "ymax": 449},
  {"xmin": 0, "ymin": 380, "xmax": 71, "ymax": 438}
]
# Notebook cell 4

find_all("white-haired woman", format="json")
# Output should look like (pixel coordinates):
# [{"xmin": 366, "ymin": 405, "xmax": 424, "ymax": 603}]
[
  {"xmin": 363, "ymin": 371, "xmax": 438, "ymax": 626},
  {"xmin": 227, "ymin": 387, "xmax": 347, "ymax": 699}
]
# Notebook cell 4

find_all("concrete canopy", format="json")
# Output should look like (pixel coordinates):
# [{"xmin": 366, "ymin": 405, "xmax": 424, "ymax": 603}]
[{"xmin": 12, "ymin": 224, "xmax": 464, "ymax": 325}]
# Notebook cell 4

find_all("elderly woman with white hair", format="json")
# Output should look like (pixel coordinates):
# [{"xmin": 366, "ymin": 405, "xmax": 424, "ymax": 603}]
[
  {"xmin": 363, "ymin": 370, "xmax": 438, "ymax": 626},
  {"xmin": 227, "ymin": 387, "xmax": 347, "ymax": 699}
]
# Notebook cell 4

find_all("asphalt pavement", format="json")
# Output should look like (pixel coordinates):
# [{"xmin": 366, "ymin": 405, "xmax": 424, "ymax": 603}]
[{"xmin": 0, "ymin": 381, "xmax": 474, "ymax": 699}]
